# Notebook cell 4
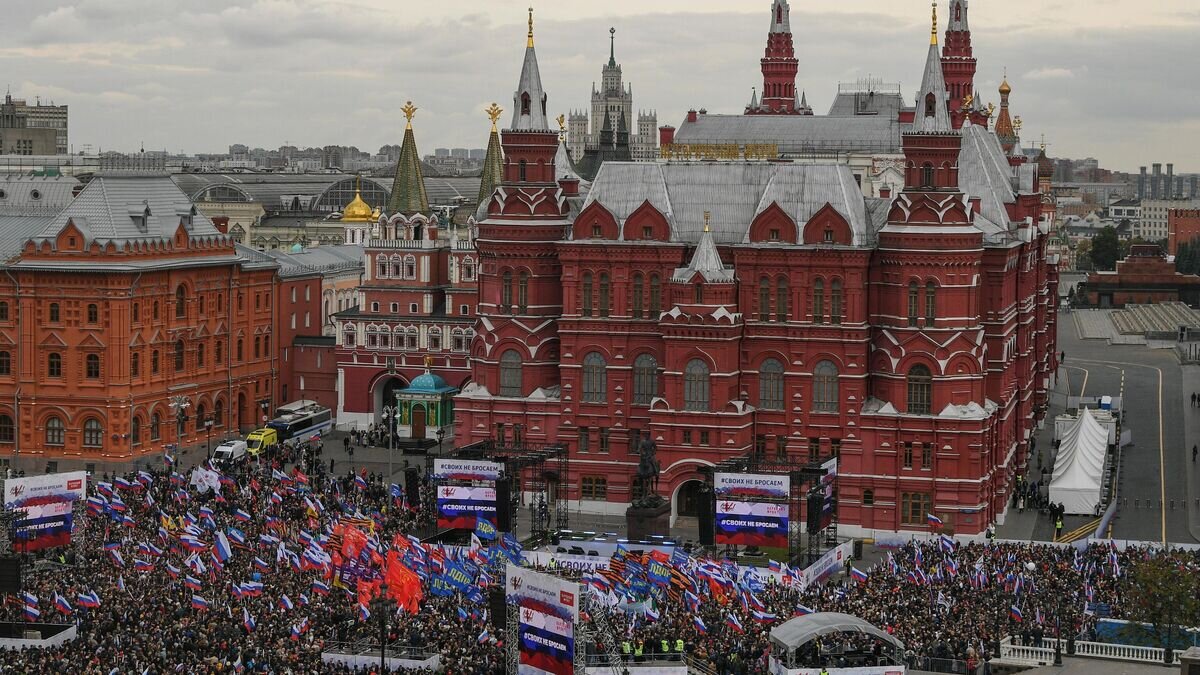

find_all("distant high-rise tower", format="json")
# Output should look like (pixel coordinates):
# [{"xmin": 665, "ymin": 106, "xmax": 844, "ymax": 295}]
[
  {"xmin": 567, "ymin": 27, "xmax": 657, "ymax": 162},
  {"xmin": 746, "ymin": 0, "xmax": 805, "ymax": 115}
]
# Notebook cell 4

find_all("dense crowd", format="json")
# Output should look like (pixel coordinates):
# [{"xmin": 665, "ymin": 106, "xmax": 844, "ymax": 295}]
[{"xmin": 1, "ymin": 441, "xmax": 1197, "ymax": 674}]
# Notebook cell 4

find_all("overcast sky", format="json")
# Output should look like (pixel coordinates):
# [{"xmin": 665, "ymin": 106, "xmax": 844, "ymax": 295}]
[{"xmin": 3, "ymin": 0, "xmax": 1197, "ymax": 172}]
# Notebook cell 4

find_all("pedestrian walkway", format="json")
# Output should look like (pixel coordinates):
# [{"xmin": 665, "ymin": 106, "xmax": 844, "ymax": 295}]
[
  {"xmin": 1074, "ymin": 309, "xmax": 1117, "ymax": 340},
  {"xmin": 1179, "ymin": 365, "xmax": 1200, "ymax": 542}
]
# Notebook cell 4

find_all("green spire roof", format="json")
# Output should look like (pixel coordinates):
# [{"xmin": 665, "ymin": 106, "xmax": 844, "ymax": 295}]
[
  {"xmin": 387, "ymin": 125, "xmax": 429, "ymax": 216},
  {"xmin": 477, "ymin": 126, "xmax": 504, "ymax": 211}
]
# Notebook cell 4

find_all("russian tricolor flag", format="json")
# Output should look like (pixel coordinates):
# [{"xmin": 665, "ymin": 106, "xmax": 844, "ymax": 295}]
[
  {"xmin": 794, "ymin": 604, "xmax": 815, "ymax": 617},
  {"xmin": 134, "ymin": 559, "xmax": 153, "ymax": 572},
  {"xmin": 851, "ymin": 567, "xmax": 869, "ymax": 583},
  {"xmin": 354, "ymin": 475, "xmax": 368, "ymax": 490},
  {"xmin": 214, "ymin": 531, "xmax": 233, "ymax": 563},
  {"xmin": 311, "ymin": 580, "xmax": 330, "ymax": 596},
  {"xmin": 358, "ymin": 604, "xmax": 370, "ymax": 622},
  {"xmin": 253, "ymin": 557, "xmax": 271, "ymax": 573},
  {"xmin": 54, "ymin": 593, "xmax": 73, "ymax": 615},
  {"xmin": 243, "ymin": 607, "xmax": 256, "ymax": 633},
  {"xmin": 233, "ymin": 509, "xmax": 252, "ymax": 523},
  {"xmin": 693, "ymin": 616, "xmax": 708, "ymax": 634},
  {"xmin": 927, "ymin": 512, "xmax": 943, "ymax": 528},
  {"xmin": 77, "ymin": 591, "xmax": 101, "ymax": 608},
  {"xmin": 191, "ymin": 595, "xmax": 210, "ymax": 610},
  {"xmin": 184, "ymin": 575, "xmax": 203, "ymax": 591},
  {"xmin": 1010, "ymin": 605, "xmax": 1023, "ymax": 622},
  {"xmin": 279, "ymin": 594, "xmax": 294, "ymax": 612}
]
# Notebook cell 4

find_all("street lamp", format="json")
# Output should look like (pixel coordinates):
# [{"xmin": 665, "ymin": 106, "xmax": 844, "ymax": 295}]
[
  {"xmin": 204, "ymin": 417, "xmax": 215, "ymax": 460},
  {"xmin": 382, "ymin": 405, "xmax": 395, "ymax": 483},
  {"xmin": 436, "ymin": 426, "xmax": 445, "ymax": 455},
  {"xmin": 168, "ymin": 395, "xmax": 191, "ymax": 455},
  {"xmin": 372, "ymin": 581, "xmax": 391, "ymax": 672}
]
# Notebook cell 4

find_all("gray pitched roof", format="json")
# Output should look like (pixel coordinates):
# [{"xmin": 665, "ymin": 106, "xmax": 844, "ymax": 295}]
[
  {"xmin": 948, "ymin": 0, "xmax": 969, "ymax": 31},
  {"xmin": 34, "ymin": 174, "xmax": 222, "ymax": 245},
  {"xmin": 511, "ymin": 45, "xmax": 550, "ymax": 131},
  {"xmin": 911, "ymin": 42, "xmax": 952, "ymax": 133},
  {"xmin": 825, "ymin": 91, "xmax": 905, "ymax": 119},
  {"xmin": 259, "ymin": 244, "xmax": 364, "ymax": 278},
  {"xmin": 770, "ymin": 0, "xmax": 791, "ymax": 33},
  {"xmin": 958, "ymin": 123, "xmax": 1016, "ymax": 234},
  {"xmin": 0, "ymin": 215, "xmax": 55, "ymax": 263},
  {"xmin": 673, "ymin": 113, "xmax": 901, "ymax": 154},
  {"xmin": 583, "ymin": 162, "xmax": 876, "ymax": 246},
  {"xmin": 0, "ymin": 175, "xmax": 79, "ymax": 216},
  {"xmin": 674, "ymin": 228, "xmax": 733, "ymax": 283}
]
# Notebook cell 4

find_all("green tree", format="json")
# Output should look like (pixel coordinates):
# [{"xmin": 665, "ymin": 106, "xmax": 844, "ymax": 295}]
[
  {"xmin": 1090, "ymin": 226, "xmax": 1121, "ymax": 271},
  {"xmin": 1119, "ymin": 552, "xmax": 1200, "ymax": 661}
]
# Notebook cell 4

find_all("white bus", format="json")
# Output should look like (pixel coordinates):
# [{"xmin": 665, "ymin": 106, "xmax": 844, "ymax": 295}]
[{"xmin": 267, "ymin": 402, "xmax": 333, "ymax": 446}]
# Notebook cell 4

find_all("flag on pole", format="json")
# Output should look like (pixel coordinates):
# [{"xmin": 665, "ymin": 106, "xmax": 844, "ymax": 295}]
[
  {"xmin": 927, "ymin": 513, "xmax": 943, "ymax": 528},
  {"xmin": 243, "ymin": 607, "xmax": 256, "ymax": 632}
]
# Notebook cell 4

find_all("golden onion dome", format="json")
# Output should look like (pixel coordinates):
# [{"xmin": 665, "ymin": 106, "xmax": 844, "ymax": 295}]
[
  {"xmin": 341, "ymin": 186, "xmax": 374, "ymax": 222},
  {"xmin": 999, "ymin": 77, "xmax": 1012, "ymax": 96}
]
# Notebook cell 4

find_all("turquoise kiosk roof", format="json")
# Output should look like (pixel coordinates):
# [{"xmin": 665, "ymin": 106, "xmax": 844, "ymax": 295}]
[{"xmin": 403, "ymin": 370, "xmax": 456, "ymax": 394}]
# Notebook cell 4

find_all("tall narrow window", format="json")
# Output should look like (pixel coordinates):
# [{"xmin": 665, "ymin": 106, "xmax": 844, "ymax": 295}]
[
  {"xmin": 598, "ymin": 273, "xmax": 610, "ymax": 317},
  {"xmin": 175, "ymin": 285, "xmax": 186, "ymax": 318},
  {"xmin": 86, "ymin": 354, "xmax": 101, "ymax": 379},
  {"xmin": 83, "ymin": 418, "xmax": 103, "ymax": 447},
  {"xmin": 631, "ymin": 274, "xmax": 644, "ymax": 319},
  {"xmin": 582, "ymin": 353, "xmax": 607, "ymax": 403},
  {"xmin": 131, "ymin": 417, "xmax": 142, "ymax": 445},
  {"xmin": 197, "ymin": 342, "xmax": 206, "ymax": 367},
  {"xmin": 49, "ymin": 303, "xmax": 60, "ymax": 322},
  {"xmin": 907, "ymin": 364, "xmax": 933, "ymax": 414},
  {"xmin": 813, "ymin": 360, "xmax": 839, "ymax": 413},
  {"xmin": 46, "ymin": 417, "xmax": 65, "ymax": 445},
  {"xmin": 649, "ymin": 274, "xmax": 661, "ymax": 314},
  {"xmin": 683, "ymin": 359, "xmax": 710, "ymax": 412},
  {"xmin": 151, "ymin": 413, "xmax": 161, "ymax": 441},
  {"xmin": 633, "ymin": 354, "xmax": 658, "ymax": 405},
  {"xmin": 812, "ymin": 279, "xmax": 824, "ymax": 323},
  {"xmin": 581, "ymin": 272, "xmax": 593, "ymax": 317},
  {"xmin": 518, "ymin": 271, "xmax": 529, "ymax": 314},
  {"xmin": 499, "ymin": 350, "xmax": 523, "ymax": 397},
  {"xmin": 175, "ymin": 340, "xmax": 185, "ymax": 371},
  {"xmin": 501, "ymin": 270, "xmax": 513, "ymax": 313},
  {"xmin": 0, "ymin": 351, "xmax": 9, "ymax": 376},
  {"xmin": 131, "ymin": 352, "xmax": 140, "ymax": 377},
  {"xmin": 908, "ymin": 282, "xmax": 919, "ymax": 327},
  {"xmin": 831, "ymin": 279, "xmax": 843, "ymax": 324},
  {"xmin": 925, "ymin": 281, "xmax": 937, "ymax": 324},
  {"xmin": 518, "ymin": 160, "xmax": 527, "ymax": 182},
  {"xmin": 152, "ymin": 350, "xmax": 160, "ymax": 374},
  {"xmin": 758, "ymin": 277, "xmax": 771, "ymax": 321},
  {"xmin": 759, "ymin": 358, "xmax": 784, "ymax": 410},
  {"xmin": 921, "ymin": 163, "xmax": 935, "ymax": 188},
  {"xmin": 87, "ymin": 303, "xmax": 98, "ymax": 323},
  {"xmin": 693, "ymin": 284, "xmax": 704, "ymax": 304},
  {"xmin": 47, "ymin": 352, "xmax": 62, "ymax": 377},
  {"xmin": 776, "ymin": 278, "xmax": 789, "ymax": 322}
]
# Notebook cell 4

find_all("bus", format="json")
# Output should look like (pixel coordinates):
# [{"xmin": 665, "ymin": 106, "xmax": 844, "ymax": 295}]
[
  {"xmin": 274, "ymin": 400, "xmax": 322, "ymax": 419},
  {"xmin": 267, "ymin": 402, "xmax": 334, "ymax": 447}
]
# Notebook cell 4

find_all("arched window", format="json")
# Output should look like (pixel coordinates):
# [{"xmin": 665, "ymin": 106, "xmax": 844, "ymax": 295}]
[
  {"xmin": 812, "ymin": 279, "xmax": 824, "ymax": 323},
  {"xmin": 758, "ymin": 277, "xmax": 771, "ymax": 321},
  {"xmin": 0, "ymin": 350, "xmax": 9, "ymax": 376},
  {"xmin": 925, "ymin": 281, "xmax": 937, "ymax": 324},
  {"xmin": 518, "ymin": 160, "xmax": 527, "ymax": 182},
  {"xmin": 924, "ymin": 93, "xmax": 936, "ymax": 118},
  {"xmin": 49, "ymin": 302, "xmax": 60, "ymax": 322},
  {"xmin": 831, "ymin": 279, "xmax": 843, "ymax": 324},
  {"xmin": 502, "ymin": 270, "xmax": 513, "ymax": 312},
  {"xmin": 631, "ymin": 273, "xmax": 644, "ymax": 319},
  {"xmin": 907, "ymin": 364, "xmax": 933, "ymax": 415},
  {"xmin": 429, "ymin": 328, "xmax": 442, "ymax": 351},
  {"xmin": 521, "ymin": 92, "xmax": 531, "ymax": 116},
  {"xmin": 693, "ymin": 284, "xmax": 703, "ymax": 304},
  {"xmin": 47, "ymin": 352, "xmax": 62, "ymax": 377},
  {"xmin": 648, "ymin": 274, "xmax": 661, "ymax": 314},
  {"xmin": 196, "ymin": 342, "xmax": 205, "ymax": 367},
  {"xmin": 87, "ymin": 303, "xmax": 98, "ymax": 323},
  {"xmin": 683, "ymin": 359, "xmax": 711, "ymax": 412},
  {"xmin": 46, "ymin": 417, "xmax": 65, "ymax": 445},
  {"xmin": 0, "ymin": 415, "xmax": 13, "ymax": 443},
  {"xmin": 86, "ymin": 354, "xmax": 101, "ymax": 379},
  {"xmin": 376, "ymin": 256, "xmax": 387, "ymax": 278},
  {"xmin": 776, "ymin": 278, "xmax": 789, "ymax": 322},
  {"xmin": 463, "ymin": 258, "xmax": 476, "ymax": 281},
  {"xmin": 813, "ymin": 360, "xmax": 840, "ymax": 413},
  {"xmin": 499, "ymin": 350, "xmax": 523, "ymax": 397},
  {"xmin": 152, "ymin": 350, "xmax": 160, "ymax": 374},
  {"xmin": 907, "ymin": 281, "xmax": 919, "ymax": 326},
  {"xmin": 921, "ymin": 163, "xmax": 935, "ymax": 188},
  {"xmin": 403, "ymin": 255, "xmax": 416, "ymax": 279},
  {"xmin": 598, "ymin": 273, "xmax": 610, "ymax": 317},
  {"xmin": 759, "ymin": 358, "xmax": 784, "ymax": 410},
  {"xmin": 581, "ymin": 272, "xmax": 593, "ymax": 317},
  {"xmin": 391, "ymin": 255, "xmax": 402, "ymax": 278},
  {"xmin": 195, "ymin": 404, "xmax": 206, "ymax": 433},
  {"xmin": 130, "ymin": 352, "xmax": 140, "ymax": 378},
  {"xmin": 152, "ymin": 301, "xmax": 159, "ymax": 320},
  {"xmin": 582, "ymin": 353, "xmax": 607, "ymax": 403},
  {"xmin": 633, "ymin": 354, "xmax": 658, "ymax": 405},
  {"xmin": 150, "ymin": 413, "xmax": 161, "ymax": 441},
  {"xmin": 862, "ymin": 489, "xmax": 874, "ymax": 506},
  {"xmin": 518, "ymin": 271, "xmax": 529, "ymax": 313},
  {"xmin": 83, "ymin": 418, "xmax": 103, "ymax": 447},
  {"xmin": 131, "ymin": 416, "xmax": 142, "ymax": 445},
  {"xmin": 175, "ymin": 340, "xmax": 185, "ymax": 371},
  {"xmin": 213, "ymin": 402, "xmax": 224, "ymax": 427},
  {"xmin": 175, "ymin": 285, "xmax": 186, "ymax": 318},
  {"xmin": 215, "ymin": 340, "xmax": 223, "ymax": 363}
]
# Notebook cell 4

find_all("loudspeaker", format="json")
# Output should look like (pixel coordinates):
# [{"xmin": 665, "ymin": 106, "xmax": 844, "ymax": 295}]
[
  {"xmin": 404, "ymin": 467, "xmax": 421, "ymax": 502},
  {"xmin": 852, "ymin": 539, "xmax": 863, "ymax": 560},
  {"xmin": 495, "ymin": 477, "xmax": 512, "ymax": 532},
  {"xmin": 0, "ymin": 556, "xmax": 21, "ymax": 595},
  {"xmin": 697, "ymin": 484, "xmax": 715, "ymax": 546},
  {"xmin": 807, "ymin": 491, "xmax": 824, "ymax": 533},
  {"xmin": 488, "ymin": 587, "xmax": 507, "ymax": 631}
]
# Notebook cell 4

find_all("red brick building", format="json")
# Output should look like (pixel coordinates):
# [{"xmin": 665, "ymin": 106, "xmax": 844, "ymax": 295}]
[
  {"xmin": 1084, "ymin": 244, "xmax": 1200, "ymax": 307},
  {"xmin": 1168, "ymin": 208, "xmax": 1200, "ymax": 256},
  {"xmin": 0, "ymin": 170, "xmax": 278, "ymax": 472},
  {"xmin": 455, "ymin": 4, "xmax": 1058, "ymax": 536}
]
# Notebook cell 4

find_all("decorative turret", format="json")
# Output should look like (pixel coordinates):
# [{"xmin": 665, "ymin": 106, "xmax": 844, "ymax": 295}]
[
  {"xmin": 993, "ymin": 74, "xmax": 1019, "ymax": 153},
  {"xmin": 476, "ymin": 103, "xmax": 505, "ymax": 215},
  {"xmin": 341, "ymin": 175, "xmax": 375, "ymax": 222},
  {"xmin": 387, "ymin": 102, "xmax": 430, "ymax": 216},
  {"xmin": 511, "ymin": 7, "xmax": 550, "ymax": 132},
  {"xmin": 912, "ymin": 3, "xmax": 952, "ymax": 135},
  {"xmin": 941, "ymin": 0, "xmax": 978, "ymax": 128},
  {"xmin": 748, "ymin": 0, "xmax": 802, "ymax": 115}
]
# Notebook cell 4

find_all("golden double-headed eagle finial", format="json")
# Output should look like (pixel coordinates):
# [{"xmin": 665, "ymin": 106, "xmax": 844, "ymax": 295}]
[
  {"xmin": 962, "ymin": 93, "xmax": 974, "ymax": 110},
  {"xmin": 486, "ymin": 103, "xmax": 503, "ymax": 131},
  {"xmin": 986, "ymin": 102, "xmax": 996, "ymax": 118},
  {"xmin": 1013, "ymin": 116, "xmax": 1023, "ymax": 133},
  {"xmin": 402, "ymin": 101, "xmax": 417, "ymax": 130}
]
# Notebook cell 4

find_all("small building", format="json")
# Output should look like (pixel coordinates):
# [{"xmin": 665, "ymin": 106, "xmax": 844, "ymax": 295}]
[{"xmin": 1083, "ymin": 244, "xmax": 1200, "ymax": 307}]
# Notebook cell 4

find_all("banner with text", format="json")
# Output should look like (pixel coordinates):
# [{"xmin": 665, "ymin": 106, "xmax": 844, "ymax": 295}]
[
  {"xmin": 436, "ymin": 485, "xmax": 497, "ymax": 530},
  {"xmin": 818, "ymin": 457, "xmax": 838, "ymax": 532},
  {"xmin": 432, "ymin": 459, "xmax": 502, "ymax": 482},
  {"xmin": 714, "ymin": 473, "xmax": 790, "ymax": 499},
  {"xmin": 507, "ymin": 564, "xmax": 579, "ymax": 675},
  {"xmin": 713, "ymin": 473, "xmax": 790, "ymax": 548},
  {"xmin": 4, "ymin": 471, "xmax": 87, "ymax": 551}
]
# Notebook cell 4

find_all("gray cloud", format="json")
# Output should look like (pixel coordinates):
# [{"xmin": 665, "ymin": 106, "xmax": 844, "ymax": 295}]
[{"xmin": 1, "ymin": 1, "xmax": 1196, "ymax": 171}]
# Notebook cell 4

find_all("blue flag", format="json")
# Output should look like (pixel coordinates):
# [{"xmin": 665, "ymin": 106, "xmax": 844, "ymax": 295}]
[{"xmin": 474, "ymin": 519, "xmax": 497, "ymax": 541}]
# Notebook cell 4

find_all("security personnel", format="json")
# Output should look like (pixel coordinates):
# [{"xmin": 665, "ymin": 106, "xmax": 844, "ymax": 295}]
[
  {"xmin": 634, "ymin": 639, "xmax": 644, "ymax": 663},
  {"xmin": 675, "ymin": 637, "xmax": 685, "ymax": 661},
  {"xmin": 621, "ymin": 640, "xmax": 632, "ymax": 662},
  {"xmin": 661, "ymin": 638, "xmax": 670, "ymax": 656},
  {"xmin": 1055, "ymin": 516, "xmax": 1064, "ymax": 540}
]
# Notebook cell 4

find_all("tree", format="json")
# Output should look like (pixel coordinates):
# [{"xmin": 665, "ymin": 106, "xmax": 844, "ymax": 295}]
[
  {"xmin": 1119, "ymin": 552, "xmax": 1200, "ymax": 662},
  {"xmin": 1090, "ymin": 226, "xmax": 1121, "ymax": 271}
]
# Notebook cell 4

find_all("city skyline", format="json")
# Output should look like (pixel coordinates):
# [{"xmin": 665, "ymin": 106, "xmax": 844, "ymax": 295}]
[{"xmin": 2, "ymin": 0, "xmax": 1197, "ymax": 171}]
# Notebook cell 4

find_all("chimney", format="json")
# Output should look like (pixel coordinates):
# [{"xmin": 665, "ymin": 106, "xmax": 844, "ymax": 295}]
[
  {"xmin": 969, "ymin": 196, "xmax": 982, "ymax": 215},
  {"xmin": 211, "ymin": 216, "xmax": 230, "ymax": 234},
  {"xmin": 1138, "ymin": 167, "xmax": 1147, "ymax": 200},
  {"xmin": 1167, "ymin": 163, "xmax": 1175, "ymax": 198},
  {"xmin": 558, "ymin": 176, "xmax": 580, "ymax": 197},
  {"xmin": 1152, "ymin": 163, "xmax": 1162, "ymax": 199},
  {"xmin": 878, "ymin": 185, "xmax": 891, "ymax": 199},
  {"xmin": 1191, "ymin": 175, "xmax": 1198, "ymax": 199},
  {"xmin": 686, "ymin": 109, "xmax": 698, "ymax": 123},
  {"xmin": 659, "ymin": 125, "xmax": 676, "ymax": 147}
]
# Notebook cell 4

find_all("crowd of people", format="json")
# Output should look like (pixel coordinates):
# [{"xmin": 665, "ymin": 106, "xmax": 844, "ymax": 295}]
[{"xmin": 1, "ymin": 440, "xmax": 1197, "ymax": 674}]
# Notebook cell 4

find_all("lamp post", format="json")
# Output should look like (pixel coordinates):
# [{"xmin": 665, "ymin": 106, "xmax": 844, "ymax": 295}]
[
  {"xmin": 382, "ymin": 405, "xmax": 395, "ymax": 484},
  {"xmin": 373, "ymin": 581, "xmax": 390, "ymax": 673},
  {"xmin": 436, "ymin": 426, "xmax": 445, "ymax": 455},
  {"xmin": 204, "ymin": 417, "xmax": 215, "ymax": 460},
  {"xmin": 168, "ymin": 395, "xmax": 191, "ymax": 455}
]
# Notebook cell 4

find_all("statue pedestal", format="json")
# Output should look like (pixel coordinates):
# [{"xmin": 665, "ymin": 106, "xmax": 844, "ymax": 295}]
[{"xmin": 625, "ymin": 500, "xmax": 671, "ymax": 541}]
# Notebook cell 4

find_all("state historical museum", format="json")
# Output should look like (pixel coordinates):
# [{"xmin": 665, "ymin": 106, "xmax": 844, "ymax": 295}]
[{"xmin": 457, "ymin": 0, "xmax": 1057, "ymax": 536}]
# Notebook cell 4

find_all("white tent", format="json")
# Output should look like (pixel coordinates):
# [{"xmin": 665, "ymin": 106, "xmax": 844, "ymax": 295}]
[{"xmin": 1049, "ymin": 407, "xmax": 1109, "ymax": 514}]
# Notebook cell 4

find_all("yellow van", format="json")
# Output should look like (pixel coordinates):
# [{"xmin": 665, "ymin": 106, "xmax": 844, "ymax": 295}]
[{"xmin": 245, "ymin": 428, "xmax": 279, "ymax": 456}]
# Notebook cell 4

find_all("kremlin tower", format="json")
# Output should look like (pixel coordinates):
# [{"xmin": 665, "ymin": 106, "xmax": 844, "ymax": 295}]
[{"xmin": 746, "ymin": 1, "xmax": 809, "ymax": 115}]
